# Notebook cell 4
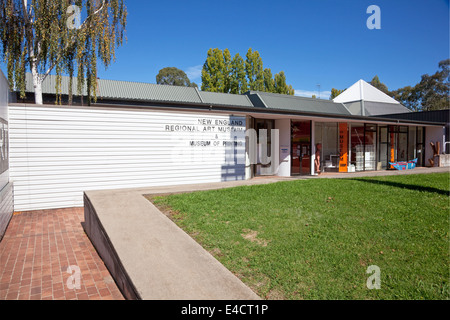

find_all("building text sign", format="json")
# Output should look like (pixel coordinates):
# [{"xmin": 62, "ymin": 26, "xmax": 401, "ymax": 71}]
[
  {"xmin": 339, "ymin": 123, "xmax": 348, "ymax": 172},
  {"xmin": 163, "ymin": 115, "xmax": 247, "ymax": 165}
]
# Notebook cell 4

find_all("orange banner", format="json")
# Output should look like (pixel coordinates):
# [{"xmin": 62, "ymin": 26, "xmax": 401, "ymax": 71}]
[
  {"xmin": 390, "ymin": 133, "xmax": 395, "ymax": 169},
  {"xmin": 339, "ymin": 123, "xmax": 348, "ymax": 172}
]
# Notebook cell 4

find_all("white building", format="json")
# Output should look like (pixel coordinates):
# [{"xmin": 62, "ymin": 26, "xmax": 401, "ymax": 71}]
[{"xmin": 0, "ymin": 70, "xmax": 446, "ymax": 219}]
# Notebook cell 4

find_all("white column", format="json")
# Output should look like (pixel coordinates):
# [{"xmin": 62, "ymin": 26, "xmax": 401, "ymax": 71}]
[
  {"xmin": 311, "ymin": 120, "xmax": 315, "ymax": 176},
  {"xmin": 348, "ymin": 123, "xmax": 352, "ymax": 172},
  {"xmin": 245, "ymin": 115, "xmax": 253, "ymax": 180}
]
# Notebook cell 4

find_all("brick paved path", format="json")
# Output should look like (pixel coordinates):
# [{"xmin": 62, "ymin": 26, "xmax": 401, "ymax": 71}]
[{"xmin": 0, "ymin": 208, "xmax": 124, "ymax": 300}]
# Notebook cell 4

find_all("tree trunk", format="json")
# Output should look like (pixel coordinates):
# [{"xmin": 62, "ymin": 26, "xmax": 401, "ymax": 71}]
[
  {"xmin": 31, "ymin": 63, "xmax": 43, "ymax": 105},
  {"xmin": 22, "ymin": 0, "xmax": 44, "ymax": 105}
]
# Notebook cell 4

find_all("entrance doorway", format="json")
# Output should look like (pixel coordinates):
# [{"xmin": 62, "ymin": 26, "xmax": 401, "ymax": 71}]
[
  {"xmin": 379, "ymin": 125, "xmax": 424, "ymax": 169},
  {"xmin": 291, "ymin": 121, "xmax": 311, "ymax": 175}
]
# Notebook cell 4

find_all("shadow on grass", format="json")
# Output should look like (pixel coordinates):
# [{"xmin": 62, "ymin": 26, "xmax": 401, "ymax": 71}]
[{"xmin": 349, "ymin": 178, "xmax": 450, "ymax": 197}]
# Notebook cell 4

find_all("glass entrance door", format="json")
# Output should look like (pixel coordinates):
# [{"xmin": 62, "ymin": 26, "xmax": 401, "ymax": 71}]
[
  {"xmin": 416, "ymin": 127, "xmax": 425, "ymax": 167},
  {"xmin": 380, "ymin": 125, "xmax": 425, "ymax": 169},
  {"xmin": 386, "ymin": 125, "xmax": 409, "ymax": 168},
  {"xmin": 291, "ymin": 121, "xmax": 311, "ymax": 175},
  {"xmin": 379, "ymin": 126, "xmax": 388, "ymax": 169},
  {"xmin": 397, "ymin": 126, "xmax": 408, "ymax": 162}
]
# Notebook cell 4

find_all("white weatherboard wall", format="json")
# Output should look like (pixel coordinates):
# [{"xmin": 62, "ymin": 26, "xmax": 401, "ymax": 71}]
[
  {"xmin": 425, "ymin": 125, "xmax": 446, "ymax": 166},
  {"xmin": 9, "ymin": 105, "xmax": 246, "ymax": 211},
  {"xmin": 0, "ymin": 69, "xmax": 13, "ymax": 239}
]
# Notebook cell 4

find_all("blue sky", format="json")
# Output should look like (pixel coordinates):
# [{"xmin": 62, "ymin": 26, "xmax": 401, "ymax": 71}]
[{"xmin": 2, "ymin": 0, "xmax": 449, "ymax": 99}]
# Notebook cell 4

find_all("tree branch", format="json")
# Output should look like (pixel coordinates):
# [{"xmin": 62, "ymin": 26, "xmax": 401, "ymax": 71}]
[
  {"xmin": 21, "ymin": 0, "xmax": 29, "ymax": 23},
  {"xmin": 22, "ymin": 0, "xmax": 37, "ymax": 77},
  {"xmin": 39, "ymin": 0, "xmax": 108, "ymax": 84},
  {"xmin": 79, "ymin": 0, "xmax": 107, "ymax": 31}
]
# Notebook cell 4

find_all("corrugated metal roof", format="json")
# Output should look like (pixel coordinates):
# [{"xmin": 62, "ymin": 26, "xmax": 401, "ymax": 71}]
[
  {"xmin": 246, "ymin": 91, "xmax": 352, "ymax": 116},
  {"xmin": 24, "ymin": 73, "xmax": 255, "ymax": 108},
  {"xmin": 25, "ymin": 73, "xmax": 203, "ymax": 104},
  {"xmin": 376, "ymin": 109, "xmax": 449, "ymax": 123},
  {"xmin": 97, "ymin": 79, "xmax": 203, "ymax": 104},
  {"xmin": 23, "ymin": 73, "xmax": 417, "ymax": 119},
  {"xmin": 25, "ymin": 72, "xmax": 86, "ymax": 95},
  {"xmin": 198, "ymin": 90, "xmax": 253, "ymax": 107},
  {"xmin": 363, "ymin": 101, "xmax": 411, "ymax": 116}
]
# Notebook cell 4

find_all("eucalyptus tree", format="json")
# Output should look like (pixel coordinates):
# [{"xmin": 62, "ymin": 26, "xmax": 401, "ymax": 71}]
[
  {"xmin": 0, "ymin": 0, "xmax": 127, "ymax": 105},
  {"xmin": 391, "ymin": 59, "xmax": 449, "ymax": 111}
]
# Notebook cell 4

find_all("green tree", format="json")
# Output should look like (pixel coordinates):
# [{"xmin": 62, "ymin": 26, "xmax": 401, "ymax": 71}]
[
  {"xmin": 0, "ymin": 0, "xmax": 127, "ymax": 105},
  {"xmin": 390, "ymin": 86, "xmax": 419, "ymax": 111},
  {"xmin": 229, "ymin": 53, "xmax": 248, "ymax": 94},
  {"xmin": 413, "ymin": 59, "xmax": 449, "ymax": 110},
  {"xmin": 263, "ymin": 68, "xmax": 274, "ymax": 93},
  {"xmin": 156, "ymin": 67, "xmax": 196, "ymax": 87},
  {"xmin": 222, "ymin": 48, "xmax": 232, "ymax": 93},
  {"xmin": 245, "ymin": 48, "xmax": 264, "ymax": 91},
  {"xmin": 201, "ymin": 47, "xmax": 295, "ymax": 95},
  {"xmin": 274, "ymin": 71, "xmax": 294, "ymax": 95},
  {"xmin": 201, "ymin": 48, "xmax": 231, "ymax": 93},
  {"xmin": 370, "ymin": 75, "xmax": 390, "ymax": 95},
  {"xmin": 287, "ymin": 84, "xmax": 295, "ymax": 96},
  {"xmin": 330, "ymin": 88, "xmax": 345, "ymax": 99},
  {"xmin": 391, "ymin": 59, "xmax": 449, "ymax": 111}
]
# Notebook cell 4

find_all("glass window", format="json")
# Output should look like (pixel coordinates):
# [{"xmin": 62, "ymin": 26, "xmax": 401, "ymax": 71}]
[
  {"xmin": 349, "ymin": 123, "xmax": 378, "ymax": 171},
  {"xmin": 408, "ymin": 127, "xmax": 417, "ymax": 160},
  {"xmin": 379, "ymin": 143, "xmax": 388, "ymax": 169},
  {"xmin": 291, "ymin": 121, "xmax": 311, "ymax": 175},
  {"xmin": 315, "ymin": 122, "xmax": 323, "ymax": 145},
  {"xmin": 389, "ymin": 125, "xmax": 398, "ymax": 133},
  {"xmin": 398, "ymin": 131, "xmax": 408, "ymax": 161},
  {"xmin": 323, "ymin": 123, "xmax": 339, "ymax": 172},
  {"xmin": 351, "ymin": 124, "xmax": 365, "ymax": 171},
  {"xmin": 315, "ymin": 122, "xmax": 342, "ymax": 173},
  {"xmin": 379, "ymin": 126, "xmax": 388, "ymax": 143},
  {"xmin": 365, "ymin": 124, "xmax": 377, "ymax": 171},
  {"xmin": 417, "ymin": 127, "xmax": 424, "ymax": 144},
  {"xmin": 416, "ymin": 127, "xmax": 425, "ymax": 166},
  {"xmin": 379, "ymin": 126, "xmax": 388, "ymax": 170}
]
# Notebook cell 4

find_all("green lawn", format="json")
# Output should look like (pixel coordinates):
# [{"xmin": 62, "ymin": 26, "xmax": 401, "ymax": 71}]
[{"xmin": 148, "ymin": 173, "xmax": 450, "ymax": 300}]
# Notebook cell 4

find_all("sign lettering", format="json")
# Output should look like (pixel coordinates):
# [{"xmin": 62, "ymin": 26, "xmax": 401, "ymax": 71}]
[{"xmin": 339, "ymin": 123, "xmax": 348, "ymax": 172}]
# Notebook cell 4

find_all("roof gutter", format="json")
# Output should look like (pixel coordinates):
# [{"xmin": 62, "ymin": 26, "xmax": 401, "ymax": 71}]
[
  {"xmin": 9, "ymin": 99, "xmax": 445, "ymax": 127},
  {"xmin": 85, "ymin": 100, "xmax": 446, "ymax": 126}
]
